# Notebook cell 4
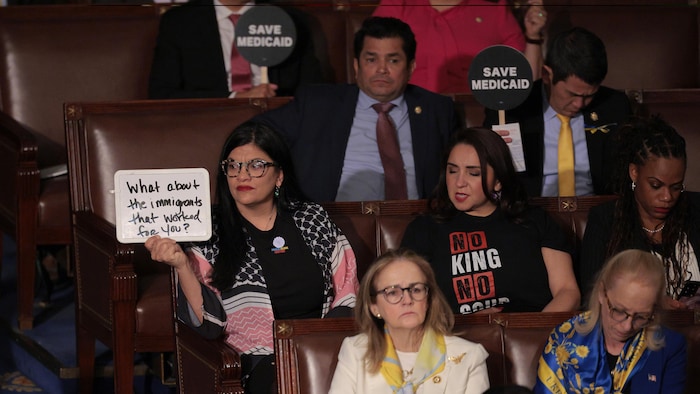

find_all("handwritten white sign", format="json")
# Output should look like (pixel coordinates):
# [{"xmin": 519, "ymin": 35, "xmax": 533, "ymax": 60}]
[{"xmin": 114, "ymin": 168, "xmax": 212, "ymax": 244}]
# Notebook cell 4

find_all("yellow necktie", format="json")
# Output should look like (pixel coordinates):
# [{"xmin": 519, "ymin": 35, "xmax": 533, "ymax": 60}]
[{"xmin": 556, "ymin": 114, "xmax": 575, "ymax": 196}]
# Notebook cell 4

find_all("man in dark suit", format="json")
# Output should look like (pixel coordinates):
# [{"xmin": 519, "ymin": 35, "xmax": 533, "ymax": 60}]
[
  {"xmin": 255, "ymin": 16, "xmax": 457, "ymax": 202},
  {"xmin": 148, "ymin": 0, "xmax": 323, "ymax": 99},
  {"xmin": 484, "ymin": 27, "xmax": 631, "ymax": 197}
]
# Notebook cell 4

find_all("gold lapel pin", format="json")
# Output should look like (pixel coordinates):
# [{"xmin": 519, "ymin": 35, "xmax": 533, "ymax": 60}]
[
  {"xmin": 414, "ymin": 106, "xmax": 422, "ymax": 114},
  {"xmin": 590, "ymin": 112, "xmax": 599, "ymax": 122},
  {"xmin": 448, "ymin": 352, "xmax": 466, "ymax": 364}
]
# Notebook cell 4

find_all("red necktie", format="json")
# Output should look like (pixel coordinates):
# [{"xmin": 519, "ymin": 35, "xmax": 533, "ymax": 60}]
[
  {"xmin": 372, "ymin": 103, "xmax": 408, "ymax": 200},
  {"xmin": 229, "ymin": 14, "xmax": 252, "ymax": 92}
]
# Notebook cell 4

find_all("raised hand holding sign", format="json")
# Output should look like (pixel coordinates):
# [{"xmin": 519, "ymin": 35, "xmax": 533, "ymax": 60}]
[
  {"xmin": 468, "ymin": 45, "xmax": 533, "ymax": 171},
  {"xmin": 114, "ymin": 168, "xmax": 212, "ymax": 244}
]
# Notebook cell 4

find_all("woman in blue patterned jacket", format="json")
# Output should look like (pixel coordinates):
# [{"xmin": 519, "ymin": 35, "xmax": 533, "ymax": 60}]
[{"xmin": 535, "ymin": 249, "xmax": 687, "ymax": 394}]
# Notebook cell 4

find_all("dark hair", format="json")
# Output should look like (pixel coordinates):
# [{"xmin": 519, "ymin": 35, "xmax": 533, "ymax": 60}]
[
  {"xmin": 209, "ymin": 121, "xmax": 307, "ymax": 291},
  {"xmin": 607, "ymin": 115, "xmax": 688, "ymax": 297},
  {"xmin": 545, "ymin": 27, "xmax": 607, "ymax": 86},
  {"xmin": 428, "ymin": 128, "xmax": 528, "ymax": 222},
  {"xmin": 353, "ymin": 16, "xmax": 416, "ymax": 64}
]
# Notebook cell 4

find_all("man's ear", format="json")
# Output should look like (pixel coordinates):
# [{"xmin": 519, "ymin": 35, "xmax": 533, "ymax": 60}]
[
  {"xmin": 353, "ymin": 58, "xmax": 359, "ymax": 80},
  {"xmin": 542, "ymin": 65, "xmax": 553, "ymax": 86},
  {"xmin": 408, "ymin": 59, "xmax": 416, "ymax": 76}
]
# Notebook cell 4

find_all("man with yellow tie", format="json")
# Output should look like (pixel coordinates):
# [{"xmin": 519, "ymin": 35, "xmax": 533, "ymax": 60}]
[{"xmin": 485, "ymin": 27, "xmax": 631, "ymax": 197}]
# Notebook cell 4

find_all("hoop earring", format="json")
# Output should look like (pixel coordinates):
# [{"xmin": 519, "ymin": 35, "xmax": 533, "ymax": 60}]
[
  {"xmin": 274, "ymin": 185, "xmax": 280, "ymax": 198},
  {"xmin": 631, "ymin": 181, "xmax": 636, "ymax": 191}
]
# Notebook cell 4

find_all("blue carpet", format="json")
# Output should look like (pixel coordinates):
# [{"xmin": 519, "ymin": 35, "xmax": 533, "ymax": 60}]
[{"xmin": 0, "ymin": 235, "xmax": 176, "ymax": 393}]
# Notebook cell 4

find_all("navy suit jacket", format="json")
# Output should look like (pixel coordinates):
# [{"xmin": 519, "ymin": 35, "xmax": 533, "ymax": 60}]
[
  {"xmin": 627, "ymin": 326, "xmax": 687, "ymax": 394},
  {"xmin": 255, "ymin": 84, "xmax": 457, "ymax": 202},
  {"xmin": 484, "ymin": 80, "xmax": 631, "ymax": 197},
  {"xmin": 148, "ymin": 0, "xmax": 323, "ymax": 99}
]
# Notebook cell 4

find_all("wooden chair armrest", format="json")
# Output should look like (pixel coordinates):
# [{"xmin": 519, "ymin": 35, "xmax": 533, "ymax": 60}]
[
  {"xmin": 73, "ymin": 211, "xmax": 139, "ymax": 304},
  {"xmin": 176, "ymin": 320, "xmax": 243, "ymax": 394}
]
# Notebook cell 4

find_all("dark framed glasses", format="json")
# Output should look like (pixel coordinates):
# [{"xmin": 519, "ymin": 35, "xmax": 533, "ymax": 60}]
[
  {"xmin": 221, "ymin": 159, "xmax": 278, "ymax": 178},
  {"xmin": 373, "ymin": 283, "xmax": 429, "ymax": 304}
]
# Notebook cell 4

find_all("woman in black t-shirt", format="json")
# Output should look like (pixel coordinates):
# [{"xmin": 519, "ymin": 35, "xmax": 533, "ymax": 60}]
[{"xmin": 402, "ymin": 128, "xmax": 580, "ymax": 314}]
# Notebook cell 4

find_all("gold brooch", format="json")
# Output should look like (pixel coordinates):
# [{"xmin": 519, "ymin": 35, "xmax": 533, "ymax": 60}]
[
  {"xmin": 585, "ymin": 124, "xmax": 614, "ymax": 134},
  {"xmin": 448, "ymin": 352, "xmax": 466, "ymax": 364},
  {"xmin": 590, "ymin": 112, "xmax": 599, "ymax": 121},
  {"xmin": 414, "ymin": 106, "xmax": 422, "ymax": 114}
]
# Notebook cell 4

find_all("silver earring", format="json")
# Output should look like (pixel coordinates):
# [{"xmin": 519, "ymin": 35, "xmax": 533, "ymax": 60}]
[
  {"xmin": 631, "ymin": 181, "xmax": 636, "ymax": 191},
  {"xmin": 491, "ymin": 190, "xmax": 501, "ymax": 201},
  {"xmin": 274, "ymin": 185, "xmax": 280, "ymax": 198}
]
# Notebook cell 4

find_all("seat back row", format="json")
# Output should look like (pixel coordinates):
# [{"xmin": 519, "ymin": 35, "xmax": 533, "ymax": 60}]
[{"xmin": 274, "ymin": 309, "xmax": 700, "ymax": 394}]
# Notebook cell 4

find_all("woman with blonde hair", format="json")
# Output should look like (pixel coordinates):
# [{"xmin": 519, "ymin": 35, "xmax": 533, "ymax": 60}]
[
  {"xmin": 535, "ymin": 249, "xmax": 687, "ymax": 393},
  {"xmin": 329, "ymin": 249, "xmax": 489, "ymax": 393}
]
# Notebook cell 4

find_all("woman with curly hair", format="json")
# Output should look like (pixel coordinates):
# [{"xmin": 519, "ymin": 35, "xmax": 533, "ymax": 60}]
[{"xmin": 579, "ymin": 116, "xmax": 700, "ymax": 309}]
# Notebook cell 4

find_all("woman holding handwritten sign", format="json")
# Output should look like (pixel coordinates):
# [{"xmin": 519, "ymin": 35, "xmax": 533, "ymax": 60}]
[{"xmin": 145, "ymin": 122, "xmax": 359, "ymax": 394}]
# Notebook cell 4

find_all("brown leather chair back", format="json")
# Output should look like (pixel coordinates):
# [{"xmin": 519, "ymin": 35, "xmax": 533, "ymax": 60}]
[
  {"xmin": 67, "ymin": 99, "xmax": 268, "ymax": 223},
  {"xmin": 65, "ymin": 98, "xmax": 270, "ymax": 393},
  {"xmin": 547, "ymin": 5, "xmax": 699, "ymax": 90},
  {"xmin": 273, "ymin": 312, "xmax": 576, "ymax": 394},
  {"xmin": 322, "ymin": 200, "xmax": 428, "ymax": 279},
  {"xmin": 0, "ymin": 5, "xmax": 160, "ymax": 168},
  {"xmin": 275, "ymin": 317, "xmax": 358, "ymax": 394},
  {"xmin": 0, "ymin": 4, "xmax": 161, "ymax": 330}
]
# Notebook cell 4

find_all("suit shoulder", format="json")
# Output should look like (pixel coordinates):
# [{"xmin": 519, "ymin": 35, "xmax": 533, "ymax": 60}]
[{"xmin": 659, "ymin": 326, "xmax": 687, "ymax": 350}]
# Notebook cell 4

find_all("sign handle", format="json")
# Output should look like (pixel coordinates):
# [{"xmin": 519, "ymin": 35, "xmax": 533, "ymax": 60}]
[
  {"xmin": 261, "ymin": 66, "xmax": 269, "ymax": 84},
  {"xmin": 498, "ymin": 110, "xmax": 506, "ymax": 126}
]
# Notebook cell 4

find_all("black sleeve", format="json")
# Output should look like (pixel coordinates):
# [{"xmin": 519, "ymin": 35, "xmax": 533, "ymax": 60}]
[
  {"xmin": 579, "ymin": 204, "xmax": 614, "ymax": 297},
  {"xmin": 400, "ymin": 215, "xmax": 437, "ymax": 261}
]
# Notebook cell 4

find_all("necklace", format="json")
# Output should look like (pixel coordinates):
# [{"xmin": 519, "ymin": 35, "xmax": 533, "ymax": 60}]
[
  {"xmin": 642, "ymin": 223, "xmax": 665, "ymax": 234},
  {"xmin": 262, "ymin": 207, "xmax": 276, "ymax": 231}
]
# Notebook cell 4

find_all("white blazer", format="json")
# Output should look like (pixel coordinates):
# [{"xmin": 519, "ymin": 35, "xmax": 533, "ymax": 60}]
[{"xmin": 328, "ymin": 334, "xmax": 490, "ymax": 394}]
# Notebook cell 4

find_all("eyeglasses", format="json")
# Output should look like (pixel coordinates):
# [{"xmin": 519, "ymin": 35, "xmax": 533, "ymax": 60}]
[
  {"xmin": 221, "ymin": 159, "xmax": 278, "ymax": 178},
  {"xmin": 604, "ymin": 289, "xmax": 655, "ymax": 329},
  {"xmin": 373, "ymin": 283, "xmax": 429, "ymax": 304}
]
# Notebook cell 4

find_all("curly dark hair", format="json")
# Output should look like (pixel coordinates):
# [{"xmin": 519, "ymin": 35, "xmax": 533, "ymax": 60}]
[{"xmin": 607, "ymin": 115, "xmax": 689, "ymax": 297}]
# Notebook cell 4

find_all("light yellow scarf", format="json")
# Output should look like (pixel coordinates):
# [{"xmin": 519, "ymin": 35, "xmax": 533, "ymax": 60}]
[{"xmin": 380, "ymin": 328, "xmax": 446, "ymax": 393}]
